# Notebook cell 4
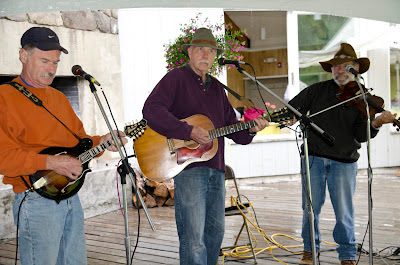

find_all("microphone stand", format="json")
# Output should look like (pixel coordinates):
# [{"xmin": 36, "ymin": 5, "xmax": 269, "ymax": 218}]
[
  {"xmin": 87, "ymin": 81, "xmax": 156, "ymax": 265},
  {"xmin": 233, "ymin": 65, "xmax": 335, "ymax": 265},
  {"xmin": 353, "ymin": 76, "xmax": 374, "ymax": 265}
]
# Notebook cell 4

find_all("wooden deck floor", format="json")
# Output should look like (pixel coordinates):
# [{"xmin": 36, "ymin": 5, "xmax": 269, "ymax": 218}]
[{"xmin": 1, "ymin": 168, "xmax": 400, "ymax": 265}]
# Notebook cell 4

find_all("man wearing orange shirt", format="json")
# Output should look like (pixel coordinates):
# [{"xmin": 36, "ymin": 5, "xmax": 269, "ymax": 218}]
[{"xmin": 0, "ymin": 27, "xmax": 126, "ymax": 265}]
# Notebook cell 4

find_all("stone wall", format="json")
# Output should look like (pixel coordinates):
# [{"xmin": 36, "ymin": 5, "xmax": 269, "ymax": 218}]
[{"xmin": 1, "ymin": 10, "xmax": 118, "ymax": 34}]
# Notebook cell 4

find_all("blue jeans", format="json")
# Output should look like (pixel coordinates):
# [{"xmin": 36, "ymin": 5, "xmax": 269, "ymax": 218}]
[
  {"xmin": 13, "ymin": 191, "xmax": 87, "ymax": 265},
  {"xmin": 301, "ymin": 155, "xmax": 357, "ymax": 261},
  {"xmin": 174, "ymin": 167, "xmax": 226, "ymax": 265}
]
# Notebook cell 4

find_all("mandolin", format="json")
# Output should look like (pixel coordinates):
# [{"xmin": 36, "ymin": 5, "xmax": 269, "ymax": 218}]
[{"xmin": 29, "ymin": 119, "xmax": 147, "ymax": 203}]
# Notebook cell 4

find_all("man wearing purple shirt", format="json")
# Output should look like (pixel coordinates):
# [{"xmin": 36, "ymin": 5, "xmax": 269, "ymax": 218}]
[{"xmin": 142, "ymin": 27, "xmax": 268, "ymax": 265}]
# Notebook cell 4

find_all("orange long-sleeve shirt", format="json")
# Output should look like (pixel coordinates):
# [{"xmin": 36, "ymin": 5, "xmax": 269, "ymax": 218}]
[{"xmin": 0, "ymin": 77, "xmax": 101, "ymax": 193}]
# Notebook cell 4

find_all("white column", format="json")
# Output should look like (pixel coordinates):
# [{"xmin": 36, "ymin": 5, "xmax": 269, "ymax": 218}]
[{"xmin": 286, "ymin": 11, "xmax": 300, "ymax": 100}]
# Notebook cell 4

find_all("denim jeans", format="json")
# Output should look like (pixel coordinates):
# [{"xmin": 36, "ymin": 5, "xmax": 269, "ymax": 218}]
[
  {"xmin": 13, "ymin": 191, "xmax": 87, "ymax": 265},
  {"xmin": 174, "ymin": 167, "xmax": 226, "ymax": 265},
  {"xmin": 301, "ymin": 155, "xmax": 357, "ymax": 261}
]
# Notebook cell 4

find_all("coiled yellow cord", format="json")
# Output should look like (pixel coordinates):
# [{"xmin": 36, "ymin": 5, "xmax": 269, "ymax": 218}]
[{"xmin": 222, "ymin": 196, "xmax": 338, "ymax": 264}]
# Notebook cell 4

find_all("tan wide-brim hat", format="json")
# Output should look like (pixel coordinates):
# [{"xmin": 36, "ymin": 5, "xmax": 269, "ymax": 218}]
[
  {"xmin": 319, "ymin": 43, "xmax": 370, "ymax": 74},
  {"xmin": 182, "ymin": 27, "xmax": 224, "ymax": 56}
]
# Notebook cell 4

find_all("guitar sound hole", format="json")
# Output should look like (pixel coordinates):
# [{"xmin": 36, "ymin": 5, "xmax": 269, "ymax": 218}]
[{"xmin": 184, "ymin": 140, "xmax": 200, "ymax": 150}]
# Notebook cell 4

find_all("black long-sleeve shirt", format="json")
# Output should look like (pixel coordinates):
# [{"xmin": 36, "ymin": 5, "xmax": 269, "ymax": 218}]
[{"xmin": 288, "ymin": 79, "xmax": 379, "ymax": 163}]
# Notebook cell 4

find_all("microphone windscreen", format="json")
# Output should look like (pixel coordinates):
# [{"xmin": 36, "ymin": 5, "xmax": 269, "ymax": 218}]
[
  {"xmin": 71, "ymin": 65, "xmax": 82, "ymax": 75},
  {"xmin": 218, "ymin": 57, "xmax": 225, "ymax": 66}
]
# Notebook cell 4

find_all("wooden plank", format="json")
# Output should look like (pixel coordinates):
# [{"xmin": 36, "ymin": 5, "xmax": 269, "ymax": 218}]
[{"xmin": 0, "ymin": 169, "xmax": 399, "ymax": 265}]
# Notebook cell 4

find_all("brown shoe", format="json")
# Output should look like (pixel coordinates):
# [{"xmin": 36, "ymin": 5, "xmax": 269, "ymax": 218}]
[
  {"xmin": 341, "ymin": 260, "xmax": 356, "ymax": 265},
  {"xmin": 299, "ymin": 251, "xmax": 313, "ymax": 265}
]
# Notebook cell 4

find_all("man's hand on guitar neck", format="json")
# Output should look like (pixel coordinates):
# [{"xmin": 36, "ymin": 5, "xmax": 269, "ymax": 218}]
[
  {"xmin": 249, "ymin": 116, "xmax": 269, "ymax": 133},
  {"xmin": 100, "ymin": 130, "xmax": 128, "ymax": 152},
  {"xmin": 46, "ymin": 155, "xmax": 83, "ymax": 180},
  {"xmin": 190, "ymin": 126, "xmax": 211, "ymax": 145}
]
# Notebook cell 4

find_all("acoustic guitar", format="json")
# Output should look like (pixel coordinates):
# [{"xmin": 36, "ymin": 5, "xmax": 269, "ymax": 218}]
[
  {"xmin": 29, "ymin": 119, "xmax": 147, "ymax": 203},
  {"xmin": 127, "ymin": 108, "xmax": 291, "ymax": 183}
]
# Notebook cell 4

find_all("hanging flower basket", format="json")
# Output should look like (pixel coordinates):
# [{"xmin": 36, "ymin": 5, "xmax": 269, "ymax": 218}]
[{"xmin": 163, "ymin": 13, "xmax": 248, "ymax": 77}]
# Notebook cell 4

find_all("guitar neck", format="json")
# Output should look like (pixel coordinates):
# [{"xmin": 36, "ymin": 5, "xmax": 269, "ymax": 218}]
[
  {"xmin": 208, "ymin": 108, "xmax": 292, "ymax": 139},
  {"xmin": 209, "ymin": 119, "xmax": 257, "ymax": 139},
  {"xmin": 78, "ymin": 140, "xmax": 112, "ymax": 164}
]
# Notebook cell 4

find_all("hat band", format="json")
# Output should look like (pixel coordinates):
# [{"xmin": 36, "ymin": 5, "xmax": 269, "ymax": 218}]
[
  {"xmin": 191, "ymin": 39, "xmax": 217, "ymax": 46},
  {"xmin": 334, "ymin": 54, "xmax": 356, "ymax": 60}
]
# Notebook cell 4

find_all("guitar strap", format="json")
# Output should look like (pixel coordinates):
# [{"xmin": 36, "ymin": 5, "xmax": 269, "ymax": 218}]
[
  {"xmin": 211, "ymin": 77, "xmax": 255, "ymax": 109},
  {"xmin": 6, "ymin": 81, "xmax": 82, "ymax": 191},
  {"xmin": 20, "ymin": 176, "xmax": 35, "ymax": 192},
  {"xmin": 6, "ymin": 81, "xmax": 82, "ymax": 141}
]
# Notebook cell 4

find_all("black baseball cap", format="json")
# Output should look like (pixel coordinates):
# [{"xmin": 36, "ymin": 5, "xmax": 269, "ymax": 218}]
[{"xmin": 21, "ymin": 27, "xmax": 68, "ymax": 54}]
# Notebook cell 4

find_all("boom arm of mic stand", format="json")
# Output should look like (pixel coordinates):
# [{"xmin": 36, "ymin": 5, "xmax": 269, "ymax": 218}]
[{"xmin": 235, "ymin": 65, "xmax": 335, "ymax": 145}]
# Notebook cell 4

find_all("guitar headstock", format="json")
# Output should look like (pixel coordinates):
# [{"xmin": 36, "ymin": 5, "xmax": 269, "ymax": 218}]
[{"xmin": 124, "ymin": 119, "xmax": 147, "ymax": 140}]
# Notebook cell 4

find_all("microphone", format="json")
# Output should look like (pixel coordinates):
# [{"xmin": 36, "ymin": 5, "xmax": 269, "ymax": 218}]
[
  {"xmin": 71, "ymin": 65, "xmax": 101, "ymax": 86},
  {"xmin": 345, "ymin": 65, "xmax": 360, "ymax": 77},
  {"xmin": 218, "ymin": 57, "xmax": 249, "ymax": 66}
]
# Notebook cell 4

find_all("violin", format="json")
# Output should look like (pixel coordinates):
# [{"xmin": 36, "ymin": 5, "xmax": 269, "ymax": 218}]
[{"xmin": 336, "ymin": 81, "xmax": 400, "ymax": 130}]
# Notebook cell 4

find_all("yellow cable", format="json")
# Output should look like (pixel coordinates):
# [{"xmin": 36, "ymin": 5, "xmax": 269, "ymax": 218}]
[{"xmin": 223, "ymin": 196, "xmax": 338, "ymax": 264}]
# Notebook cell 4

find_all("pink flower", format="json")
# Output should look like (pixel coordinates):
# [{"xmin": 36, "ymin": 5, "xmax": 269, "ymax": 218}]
[
  {"xmin": 265, "ymin": 102, "xmax": 271, "ymax": 107},
  {"xmin": 271, "ymin": 105, "xmax": 276, "ymax": 109}
]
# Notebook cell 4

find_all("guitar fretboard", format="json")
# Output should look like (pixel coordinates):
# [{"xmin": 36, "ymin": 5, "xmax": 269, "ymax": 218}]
[
  {"xmin": 209, "ymin": 120, "xmax": 256, "ymax": 139},
  {"xmin": 79, "ymin": 140, "xmax": 112, "ymax": 164},
  {"xmin": 208, "ymin": 108, "xmax": 290, "ymax": 139}
]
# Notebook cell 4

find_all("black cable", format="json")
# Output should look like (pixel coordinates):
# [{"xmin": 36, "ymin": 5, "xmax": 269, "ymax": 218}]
[
  {"xmin": 130, "ymin": 167, "xmax": 141, "ymax": 264},
  {"xmin": 100, "ymin": 89, "xmax": 140, "ymax": 263},
  {"xmin": 101, "ymin": 89, "xmax": 128, "ymax": 157},
  {"xmin": 15, "ymin": 191, "xmax": 29, "ymax": 265}
]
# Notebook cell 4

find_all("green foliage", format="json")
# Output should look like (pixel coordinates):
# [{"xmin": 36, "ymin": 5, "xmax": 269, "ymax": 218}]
[
  {"xmin": 298, "ymin": 14, "xmax": 349, "ymax": 86},
  {"xmin": 298, "ymin": 14, "xmax": 350, "ymax": 51},
  {"xmin": 163, "ymin": 13, "xmax": 248, "ymax": 77}
]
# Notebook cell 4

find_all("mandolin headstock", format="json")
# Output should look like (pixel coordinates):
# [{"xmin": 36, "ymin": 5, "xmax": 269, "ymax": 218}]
[
  {"xmin": 124, "ymin": 119, "xmax": 147, "ymax": 140},
  {"xmin": 265, "ymin": 107, "xmax": 294, "ymax": 124}
]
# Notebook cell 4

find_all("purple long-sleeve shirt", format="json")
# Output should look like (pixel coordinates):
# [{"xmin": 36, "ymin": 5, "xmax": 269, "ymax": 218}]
[{"xmin": 142, "ymin": 65, "xmax": 254, "ymax": 172}]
